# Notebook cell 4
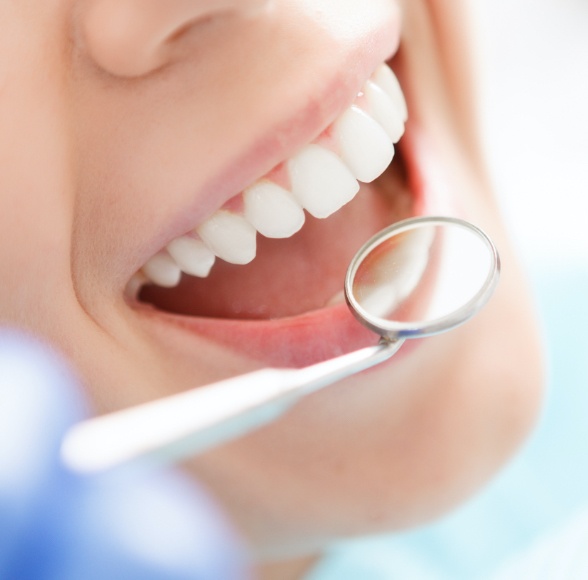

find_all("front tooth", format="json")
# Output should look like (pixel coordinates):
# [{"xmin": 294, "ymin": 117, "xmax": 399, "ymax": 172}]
[
  {"xmin": 364, "ymin": 80, "xmax": 405, "ymax": 143},
  {"xmin": 372, "ymin": 63, "xmax": 408, "ymax": 121},
  {"xmin": 142, "ymin": 252, "xmax": 182, "ymax": 288},
  {"xmin": 243, "ymin": 180, "xmax": 305, "ymax": 238},
  {"xmin": 197, "ymin": 210, "xmax": 257, "ymax": 265},
  {"xmin": 333, "ymin": 105, "xmax": 394, "ymax": 183},
  {"xmin": 167, "ymin": 236, "xmax": 216, "ymax": 277},
  {"xmin": 288, "ymin": 144, "xmax": 359, "ymax": 219}
]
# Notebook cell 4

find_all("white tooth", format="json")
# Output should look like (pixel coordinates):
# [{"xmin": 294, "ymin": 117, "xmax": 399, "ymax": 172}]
[
  {"xmin": 167, "ymin": 236, "xmax": 216, "ymax": 278},
  {"xmin": 197, "ymin": 210, "xmax": 257, "ymax": 265},
  {"xmin": 364, "ymin": 80, "xmax": 405, "ymax": 143},
  {"xmin": 244, "ymin": 181, "xmax": 305, "ymax": 238},
  {"xmin": 142, "ymin": 252, "xmax": 182, "ymax": 288},
  {"xmin": 288, "ymin": 144, "xmax": 359, "ymax": 219},
  {"xmin": 333, "ymin": 105, "xmax": 394, "ymax": 183},
  {"xmin": 372, "ymin": 63, "xmax": 408, "ymax": 121}
]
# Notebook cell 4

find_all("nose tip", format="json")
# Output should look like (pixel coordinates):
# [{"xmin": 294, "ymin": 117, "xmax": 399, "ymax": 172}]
[{"xmin": 80, "ymin": 0, "xmax": 272, "ymax": 78}]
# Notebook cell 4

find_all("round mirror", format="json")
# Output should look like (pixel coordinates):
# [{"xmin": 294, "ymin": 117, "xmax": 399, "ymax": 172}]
[{"xmin": 345, "ymin": 216, "xmax": 500, "ymax": 340}]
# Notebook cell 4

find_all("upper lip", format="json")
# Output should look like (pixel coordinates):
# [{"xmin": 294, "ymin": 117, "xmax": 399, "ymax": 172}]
[{"xmin": 128, "ymin": 13, "xmax": 402, "ymax": 285}]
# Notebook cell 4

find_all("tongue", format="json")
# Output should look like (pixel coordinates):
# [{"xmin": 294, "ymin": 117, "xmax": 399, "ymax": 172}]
[{"xmin": 141, "ymin": 169, "xmax": 412, "ymax": 320}]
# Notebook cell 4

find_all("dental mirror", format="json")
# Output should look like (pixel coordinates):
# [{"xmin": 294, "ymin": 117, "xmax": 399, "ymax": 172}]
[
  {"xmin": 345, "ymin": 215, "xmax": 499, "ymax": 340},
  {"xmin": 62, "ymin": 216, "xmax": 500, "ymax": 474}
]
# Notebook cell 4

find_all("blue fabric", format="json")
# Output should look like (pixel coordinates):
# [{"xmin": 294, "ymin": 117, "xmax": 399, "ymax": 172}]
[
  {"xmin": 0, "ymin": 331, "xmax": 249, "ymax": 580},
  {"xmin": 307, "ymin": 266, "xmax": 588, "ymax": 579}
]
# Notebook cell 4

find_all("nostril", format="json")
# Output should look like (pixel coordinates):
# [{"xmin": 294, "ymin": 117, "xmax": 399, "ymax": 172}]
[
  {"xmin": 81, "ymin": 1, "xmax": 168, "ymax": 78},
  {"xmin": 79, "ymin": 0, "xmax": 273, "ymax": 79}
]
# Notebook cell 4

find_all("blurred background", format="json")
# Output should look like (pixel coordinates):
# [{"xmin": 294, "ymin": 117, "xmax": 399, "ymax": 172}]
[{"xmin": 472, "ymin": 0, "xmax": 588, "ymax": 268}]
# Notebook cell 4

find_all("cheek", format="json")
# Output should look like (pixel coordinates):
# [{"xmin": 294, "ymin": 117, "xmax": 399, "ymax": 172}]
[{"xmin": 0, "ymin": 84, "xmax": 76, "ymax": 336}]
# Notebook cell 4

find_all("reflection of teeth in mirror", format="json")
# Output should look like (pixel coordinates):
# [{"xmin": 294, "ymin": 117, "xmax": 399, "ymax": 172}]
[
  {"xmin": 391, "ymin": 228, "xmax": 435, "ymax": 303},
  {"xmin": 357, "ymin": 284, "xmax": 400, "ymax": 320},
  {"xmin": 392, "ymin": 251, "xmax": 429, "ymax": 303},
  {"xmin": 136, "ymin": 63, "xmax": 407, "ymax": 289},
  {"xmin": 356, "ymin": 227, "xmax": 435, "ymax": 319}
]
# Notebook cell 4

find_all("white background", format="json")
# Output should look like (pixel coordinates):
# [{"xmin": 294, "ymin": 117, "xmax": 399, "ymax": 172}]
[{"xmin": 471, "ymin": 0, "xmax": 588, "ymax": 268}]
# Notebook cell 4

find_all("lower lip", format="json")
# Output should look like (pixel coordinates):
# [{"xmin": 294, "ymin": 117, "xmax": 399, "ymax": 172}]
[
  {"xmin": 137, "ymin": 302, "xmax": 374, "ymax": 367},
  {"xmin": 132, "ymin": 121, "xmax": 442, "ymax": 369}
]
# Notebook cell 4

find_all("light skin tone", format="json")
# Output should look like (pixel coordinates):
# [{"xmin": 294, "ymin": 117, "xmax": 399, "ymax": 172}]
[{"xmin": 0, "ymin": 0, "xmax": 543, "ymax": 578}]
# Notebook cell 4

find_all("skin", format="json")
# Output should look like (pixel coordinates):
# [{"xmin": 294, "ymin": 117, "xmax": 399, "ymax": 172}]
[{"xmin": 0, "ymin": 0, "xmax": 544, "ymax": 577}]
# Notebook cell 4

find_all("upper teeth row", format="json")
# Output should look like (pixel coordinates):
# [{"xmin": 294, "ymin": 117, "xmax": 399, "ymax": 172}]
[{"xmin": 140, "ymin": 63, "xmax": 407, "ymax": 288}]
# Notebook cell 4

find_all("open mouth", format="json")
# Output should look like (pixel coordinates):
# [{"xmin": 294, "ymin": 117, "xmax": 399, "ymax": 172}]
[
  {"xmin": 134, "ymin": 63, "xmax": 413, "ymax": 313},
  {"xmin": 127, "ymin": 55, "xmax": 427, "ymax": 367}
]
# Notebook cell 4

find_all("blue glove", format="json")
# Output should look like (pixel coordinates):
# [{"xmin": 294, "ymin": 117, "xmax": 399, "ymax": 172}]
[{"xmin": 0, "ymin": 331, "xmax": 249, "ymax": 580}]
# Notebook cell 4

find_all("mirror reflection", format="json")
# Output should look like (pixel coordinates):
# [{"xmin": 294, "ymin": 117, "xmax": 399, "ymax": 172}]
[{"xmin": 348, "ymin": 219, "xmax": 496, "ymax": 335}]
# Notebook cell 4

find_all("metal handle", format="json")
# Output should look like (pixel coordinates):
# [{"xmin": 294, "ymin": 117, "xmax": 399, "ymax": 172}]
[{"xmin": 61, "ymin": 339, "xmax": 403, "ymax": 474}]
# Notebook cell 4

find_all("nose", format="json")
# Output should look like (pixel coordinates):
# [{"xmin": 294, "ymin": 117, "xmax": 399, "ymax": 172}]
[{"xmin": 80, "ymin": 0, "xmax": 271, "ymax": 78}]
